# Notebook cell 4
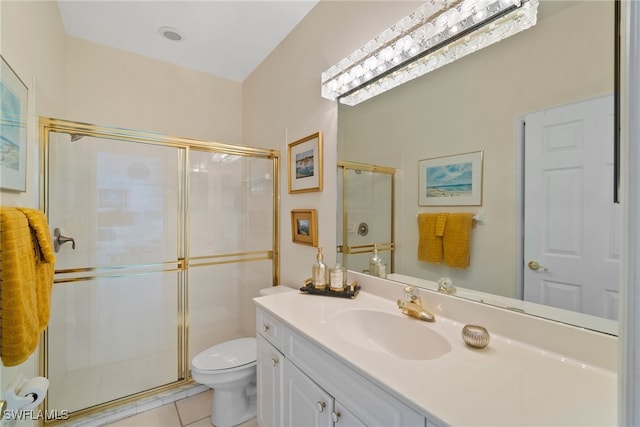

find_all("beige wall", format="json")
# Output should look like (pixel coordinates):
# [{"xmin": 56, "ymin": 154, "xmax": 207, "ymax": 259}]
[
  {"xmin": 64, "ymin": 37, "xmax": 243, "ymax": 144},
  {"xmin": 243, "ymin": 0, "xmax": 422, "ymax": 287},
  {"xmin": 338, "ymin": 0, "xmax": 613, "ymax": 297}
]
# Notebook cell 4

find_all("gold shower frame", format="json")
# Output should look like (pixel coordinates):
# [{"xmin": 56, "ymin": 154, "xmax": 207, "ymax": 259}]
[
  {"xmin": 337, "ymin": 160, "xmax": 396, "ymax": 272},
  {"xmin": 37, "ymin": 117, "xmax": 280, "ymax": 424}
]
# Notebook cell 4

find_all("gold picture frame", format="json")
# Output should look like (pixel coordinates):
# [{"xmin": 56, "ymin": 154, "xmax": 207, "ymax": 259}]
[
  {"xmin": 288, "ymin": 131, "xmax": 323, "ymax": 193},
  {"xmin": 291, "ymin": 209, "xmax": 318, "ymax": 246}
]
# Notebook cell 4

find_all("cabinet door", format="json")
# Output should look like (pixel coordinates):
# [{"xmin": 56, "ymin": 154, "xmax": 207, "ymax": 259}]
[
  {"xmin": 331, "ymin": 401, "xmax": 368, "ymax": 427},
  {"xmin": 257, "ymin": 334, "xmax": 283, "ymax": 427},
  {"xmin": 283, "ymin": 359, "xmax": 333, "ymax": 427}
]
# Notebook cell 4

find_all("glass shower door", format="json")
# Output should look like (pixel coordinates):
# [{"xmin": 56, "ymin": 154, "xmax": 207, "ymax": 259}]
[
  {"xmin": 45, "ymin": 131, "xmax": 184, "ymax": 414},
  {"xmin": 338, "ymin": 162, "xmax": 395, "ymax": 274},
  {"xmin": 188, "ymin": 150, "xmax": 275, "ymax": 359}
]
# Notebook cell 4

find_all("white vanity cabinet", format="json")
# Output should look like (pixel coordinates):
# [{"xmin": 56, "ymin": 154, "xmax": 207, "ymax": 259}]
[{"xmin": 256, "ymin": 307, "xmax": 426, "ymax": 427}]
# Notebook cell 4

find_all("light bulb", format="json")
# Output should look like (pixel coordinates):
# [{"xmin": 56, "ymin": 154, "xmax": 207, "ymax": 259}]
[
  {"xmin": 381, "ymin": 46, "xmax": 395, "ymax": 62},
  {"xmin": 351, "ymin": 65, "xmax": 364, "ymax": 79}
]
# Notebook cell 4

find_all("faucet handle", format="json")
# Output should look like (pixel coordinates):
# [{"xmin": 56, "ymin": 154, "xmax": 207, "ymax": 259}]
[{"xmin": 404, "ymin": 286, "xmax": 419, "ymax": 301}]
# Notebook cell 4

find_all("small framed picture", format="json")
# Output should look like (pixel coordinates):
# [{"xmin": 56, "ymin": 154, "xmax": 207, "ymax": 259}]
[
  {"xmin": 0, "ymin": 55, "xmax": 28, "ymax": 192},
  {"xmin": 419, "ymin": 151, "xmax": 483, "ymax": 206},
  {"xmin": 288, "ymin": 132, "xmax": 323, "ymax": 193},
  {"xmin": 291, "ymin": 209, "xmax": 318, "ymax": 246}
]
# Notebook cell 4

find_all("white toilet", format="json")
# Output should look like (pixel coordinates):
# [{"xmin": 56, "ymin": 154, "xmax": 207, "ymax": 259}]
[{"xmin": 191, "ymin": 286, "xmax": 295, "ymax": 427}]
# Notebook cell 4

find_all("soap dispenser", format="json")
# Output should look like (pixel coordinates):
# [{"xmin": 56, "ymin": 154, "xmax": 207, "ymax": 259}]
[
  {"xmin": 312, "ymin": 247, "xmax": 328, "ymax": 290},
  {"xmin": 369, "ymin": 244, "xmax": 383, "ymax": 277}
]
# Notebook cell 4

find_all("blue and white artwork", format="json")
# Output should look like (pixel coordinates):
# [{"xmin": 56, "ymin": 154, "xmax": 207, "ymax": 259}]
[
  {"xmin": 419, "ymin": 151, "xmax": 483, "ymax": 206},
  {"xmin": 425, "ymin": 161, "xmax": 473, "ymax": 198},
  {"xmin": 296, "ymin": 218, "xmax": 310, "ymax": 236},
  {"xmin": 0, "ymin": 80, "xmax": 22, "ymax": 171},
  {"xmin": 295, "ymin": 149, "xmax": 314, "ymax": 179},
  {"xmin": 0, "ymin": 56, "xmax": 28, "ymax": 191}
]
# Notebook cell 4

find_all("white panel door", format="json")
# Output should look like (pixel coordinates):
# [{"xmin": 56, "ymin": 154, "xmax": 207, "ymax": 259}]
[{"xmin": 524, "ymin": 95, "xmax": 620, "ymax": 320}]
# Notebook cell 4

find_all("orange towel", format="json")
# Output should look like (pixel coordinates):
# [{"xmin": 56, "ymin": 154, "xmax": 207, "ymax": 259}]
[
  {"xmin": 435, "ymin": 213, "xmax": 449, "ymax": 237},
  {"xmin": 443, "ymin": 213, "xmax": 475, "ymax": 269},
  {"xmin": 0, "ymin": 207, "xmax": 55, "ymax": 366},
  {"xmin": 417, "ymin": 213, "xmax": 442, "ymax": 264},
  {"xmin": 16, "ymin": 208, "xmax": 56, "ymax": 329}
]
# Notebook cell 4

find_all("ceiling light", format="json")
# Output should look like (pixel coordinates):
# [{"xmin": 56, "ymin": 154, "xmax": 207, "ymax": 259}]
[
  {"xmin": 159, "ymin": 26, "xmax": 184, "ymax": 42},
  {"xmin": 321, "ymin": 0, "xmax": 539, "ymax": 106}
]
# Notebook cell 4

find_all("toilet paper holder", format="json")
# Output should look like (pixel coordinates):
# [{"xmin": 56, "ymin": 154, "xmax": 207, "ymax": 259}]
[{"xmin": 4, "ymin": 374, "xmax": 49, "ymax": 411}]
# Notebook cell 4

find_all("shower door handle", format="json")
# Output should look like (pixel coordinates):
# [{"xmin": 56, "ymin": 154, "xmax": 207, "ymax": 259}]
[{"xmin": 54, "ymin": 228, "xmax": 76, "ymax": 252}]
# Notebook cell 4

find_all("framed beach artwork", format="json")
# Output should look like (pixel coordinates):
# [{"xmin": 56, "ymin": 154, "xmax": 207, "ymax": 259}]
[
  {"xmin": 0, "ymin": 55, "xmax": 28, "ymax": 192},
  {"xmin": 291, "ymin": 209, "xmax": 318, "ymax": 246},
  {"xmin": 288, "ymin": 131, "xmax": 323, "ymax": 193},
  {"xmin": 419, "ymin": 151, "xmax": 483, "ymax": 206}
]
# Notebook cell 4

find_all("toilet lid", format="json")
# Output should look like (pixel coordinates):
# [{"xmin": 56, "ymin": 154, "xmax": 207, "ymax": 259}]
[{"xmin": 192, "ymin": 337, "xmax": 256, "ymax": 371}]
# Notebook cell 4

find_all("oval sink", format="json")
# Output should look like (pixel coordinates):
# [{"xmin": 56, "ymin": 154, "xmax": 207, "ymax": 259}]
[{"xmin": 327, "ymin": 309, "xmax": 451, "ymax": 360}]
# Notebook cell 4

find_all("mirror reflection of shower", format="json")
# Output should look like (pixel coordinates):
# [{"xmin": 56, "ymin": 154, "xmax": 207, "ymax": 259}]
[{"xmin": 337, "ymin": 161, "xmax": 395, "ymax": 274}]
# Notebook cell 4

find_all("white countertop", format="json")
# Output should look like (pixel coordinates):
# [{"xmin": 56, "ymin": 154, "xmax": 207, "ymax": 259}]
[{"xmin": 254, "ymin": 289, "xmax": 617, "ymax": 426}]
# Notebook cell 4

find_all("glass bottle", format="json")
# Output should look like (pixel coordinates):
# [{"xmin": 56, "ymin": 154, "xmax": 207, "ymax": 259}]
[
  {"xmin": 330, "ymin": 263, "xmax": 346, "ymax": 291},
  {"xmin": 369, "ymin": 244, "xmax": 382, "ymax": 277},
  {"xmin": 312, "ymin": 247, "xmax": 328, "ymax": 290}
]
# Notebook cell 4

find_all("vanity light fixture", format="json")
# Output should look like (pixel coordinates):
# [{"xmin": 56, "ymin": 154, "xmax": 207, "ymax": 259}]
[{"xmin": 321, "ymin": 0, "xmax": 539, "ymax": 106}]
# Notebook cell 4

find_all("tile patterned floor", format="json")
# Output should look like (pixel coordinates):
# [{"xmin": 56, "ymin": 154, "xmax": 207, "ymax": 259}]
[{"xmin": 104, "ymin": 390, "xmax": 258, "ymax": 427}]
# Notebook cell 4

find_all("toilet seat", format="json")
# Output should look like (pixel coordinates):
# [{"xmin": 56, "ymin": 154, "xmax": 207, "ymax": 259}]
[{"xmin": 192, "ymin": 337, "xmax": 256, "ymax": 372}]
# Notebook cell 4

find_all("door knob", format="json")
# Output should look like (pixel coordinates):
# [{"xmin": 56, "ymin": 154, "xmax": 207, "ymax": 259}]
[
  {"xmin": 316, "ymin": 401, "xmax": 326, "ymax": 413},
  {"xmin": 54, "ymin": 228, "xmax": 76, "ymax": 252},
  {"xmin": 527, "ymin": 260, "xmax": 547, "ymax": 271}
]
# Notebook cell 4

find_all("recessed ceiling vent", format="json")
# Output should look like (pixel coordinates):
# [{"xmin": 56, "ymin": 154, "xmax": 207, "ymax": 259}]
[{"xmin": 159, "ymin": 26, "xmax": 184, "ymax": 42}]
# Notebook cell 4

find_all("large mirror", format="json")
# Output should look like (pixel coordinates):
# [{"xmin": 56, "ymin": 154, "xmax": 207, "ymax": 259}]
[{"xmin": 337, "ymin": 0, "xmax": 618, "ymax": 334}]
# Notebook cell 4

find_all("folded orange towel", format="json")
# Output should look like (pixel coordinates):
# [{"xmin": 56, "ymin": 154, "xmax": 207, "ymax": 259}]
[
  {"xmin": 443, "ymin": 213, "xmax": 475, "ymax": 269},
  {"xmin": 0, "ymin": 207, "xmax": 55, "ymax": 367},
  {"xmin": 435, "ymin": 213, "xmax": 449, "ymax": 237},
  {"xmin": 417, "ymin": 213, "xmax": 442, "ymax": 264}
]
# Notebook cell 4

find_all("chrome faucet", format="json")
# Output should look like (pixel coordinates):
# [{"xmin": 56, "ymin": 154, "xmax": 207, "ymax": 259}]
[{"xmin": 397, "ymin": 286, "xmax": 435, "ymax": 322}]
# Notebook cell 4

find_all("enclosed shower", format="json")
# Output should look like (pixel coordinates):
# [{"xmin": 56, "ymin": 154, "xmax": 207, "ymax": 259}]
[{"xmin": 39, "ymin": 118, "xmax": 279, "ymax": 420}]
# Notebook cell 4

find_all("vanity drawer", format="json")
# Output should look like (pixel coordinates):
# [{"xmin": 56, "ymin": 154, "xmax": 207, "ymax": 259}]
[{"xmin": 256, "ymin": 308, "xmax": 285, "ymax": 350}]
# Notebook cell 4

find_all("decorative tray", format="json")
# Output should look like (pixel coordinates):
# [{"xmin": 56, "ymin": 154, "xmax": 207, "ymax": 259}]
[{"xmin": 299, "ymin": 281, "xmax": 360, "ymax": 299}]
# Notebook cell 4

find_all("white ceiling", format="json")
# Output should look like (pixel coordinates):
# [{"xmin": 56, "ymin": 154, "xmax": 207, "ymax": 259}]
[{"xmin": 57, "ymin": 0, "xmax": 319, "ymax": 82}]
